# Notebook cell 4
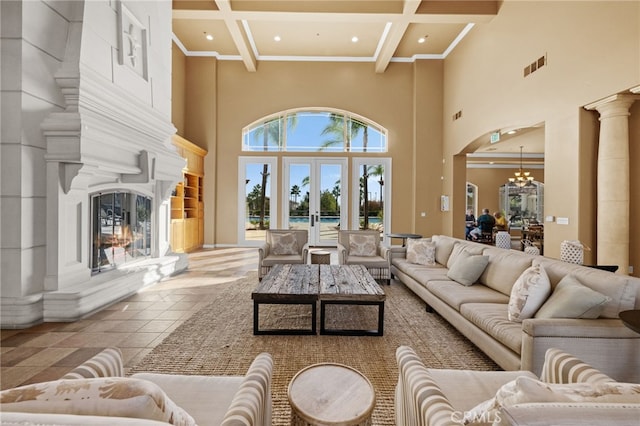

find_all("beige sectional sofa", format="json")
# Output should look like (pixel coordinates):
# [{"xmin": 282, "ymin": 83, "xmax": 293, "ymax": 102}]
[
  {"xmin": 390, "ymin": 235, "xmax": 640, "ymax": 382},
  {"xmin": 0, "ymin": 347, "xmax": 273, "ymax": 426}
]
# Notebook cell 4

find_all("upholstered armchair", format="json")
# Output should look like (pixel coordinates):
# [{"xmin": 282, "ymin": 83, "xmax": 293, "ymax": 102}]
[
  {"xmin": 337, "ymin": 230, "xmax": 391, "ymax": 284},
  {"xmin": 258, "ymin": 229, "xmax": 309, "ymax": 280}
]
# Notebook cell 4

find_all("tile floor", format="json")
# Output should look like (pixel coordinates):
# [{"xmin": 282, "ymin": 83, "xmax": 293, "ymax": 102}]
[{"xmin": 0, "ymin": 247, "xmax": 261, "ymax": 390}]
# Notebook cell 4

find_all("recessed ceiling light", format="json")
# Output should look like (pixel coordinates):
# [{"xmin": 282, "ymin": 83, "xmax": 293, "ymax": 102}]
[
  {"xmin": 351, "ymin": 36, "xmax": 358, "ymax": 43},
  {"xmin": 418, "ymin": 35, "xmax": 428, "ymax": 43},
  {"xmin": 204, "ymin": 33, "xmax": 213, "ymax": 41},
  {"xmin": 274, "ymin": 35, "xmax": 281, "ymax": 42}
]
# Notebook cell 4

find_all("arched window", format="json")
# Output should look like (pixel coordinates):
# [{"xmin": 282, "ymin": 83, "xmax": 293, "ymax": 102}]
[{"xmin": 242, "ymin": 108, "xmax": 387, "ymax": 153}]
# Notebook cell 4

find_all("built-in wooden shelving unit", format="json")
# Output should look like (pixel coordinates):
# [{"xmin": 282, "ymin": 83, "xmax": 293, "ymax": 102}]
[{"xmin": 170, "ymin": 135, "xmax": 207, "ymax": 253}]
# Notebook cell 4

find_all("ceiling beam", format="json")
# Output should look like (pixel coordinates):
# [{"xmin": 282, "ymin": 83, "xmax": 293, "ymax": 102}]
[
  {"xmin": 215, "ymin": 0, "xmax": 256, "ymax": 71},
  {"xmin": 375, "ymin": 0, "xmax": 420, "ymax": 73}
]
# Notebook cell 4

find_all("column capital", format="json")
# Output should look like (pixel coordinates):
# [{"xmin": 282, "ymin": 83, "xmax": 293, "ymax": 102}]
[{"xmin": 585, "ymin": 93, "xmax": 640, "ymax": 116}]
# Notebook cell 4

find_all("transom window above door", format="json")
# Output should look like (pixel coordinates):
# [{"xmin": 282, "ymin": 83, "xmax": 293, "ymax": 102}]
[{"xmin": 242, "ymin": 108, "xmax": 387, "ymax": 153}]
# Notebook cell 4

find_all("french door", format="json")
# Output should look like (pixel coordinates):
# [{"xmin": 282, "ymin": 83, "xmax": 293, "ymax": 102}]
[{"xmin": 283, "ymin": 158, "xmax": 347, "ymax": 246}]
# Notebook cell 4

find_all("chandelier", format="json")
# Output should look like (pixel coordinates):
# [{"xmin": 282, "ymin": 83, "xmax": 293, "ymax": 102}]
[{"xmin": 508, "ymin": 146, "xmax": 534, "ymax": 187}]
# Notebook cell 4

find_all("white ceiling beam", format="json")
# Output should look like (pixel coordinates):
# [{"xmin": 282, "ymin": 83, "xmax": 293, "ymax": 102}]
[
  {"xmin": 375, "ymin": 0, "xmax": 420, "ymax": 73},
  {"xmin": 215, "ymin": 0, "xmax": 256, "ymax": 72},
  {"xmin": 172, "ymin": 9, "xmax": 495, "ymax": 25}
]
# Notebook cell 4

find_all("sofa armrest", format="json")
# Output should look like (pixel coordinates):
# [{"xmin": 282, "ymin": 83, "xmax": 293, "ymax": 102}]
[
  {"xmin": 379, "ymin": 245, "xmax": 391, "ymax": 261},
  {"xmin": 301, "ymin": 243, "xmax": 310, "ymax": 263},
  {"xmin": 540, "ymin": 348, "xmax": 615, "ymax": 385},
  {"xmin": 220, "ymin": 352, "xmax": 273, "ymax": 426},
  {"xmin": 395, "ymin": 346, "xmax": 457, "ymax": 426},
  {"xmin": 258, "ymin": 242, "xmax": 270, "ymax": 260},
  {"xmin": 521, "ymin": 318, "xmax": 640, "ymax": 381},
  {"xmin": 337, "ymin": 243, "xmax": 348, "ymax": 265},
  {"xmin": 61, "ymin": 347, "xmax": 124, "ymax": 379}
]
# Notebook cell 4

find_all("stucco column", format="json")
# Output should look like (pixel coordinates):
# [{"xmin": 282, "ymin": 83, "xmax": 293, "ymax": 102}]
[{"xmin": 586, "ymin": 94, "xmax": 638, "ymax": 274}]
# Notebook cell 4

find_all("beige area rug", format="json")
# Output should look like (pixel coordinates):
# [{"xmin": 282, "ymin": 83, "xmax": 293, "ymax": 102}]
[{"xmin": 130, "ymin": 273, "xmax": 499, "ymax": 425}]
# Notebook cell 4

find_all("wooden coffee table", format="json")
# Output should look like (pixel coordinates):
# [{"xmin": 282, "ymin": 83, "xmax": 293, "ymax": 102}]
[
  {"xmin": 251, "ymin": 264, "xmax": 319, "ymax": 335},
  {"xmin": 319, "ymin": 265, "xmax": 386, "ymax": 336}
]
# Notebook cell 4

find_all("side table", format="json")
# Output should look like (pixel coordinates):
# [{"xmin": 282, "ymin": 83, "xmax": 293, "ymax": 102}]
[
  {"xmin": 619, "ymin": 310, "xmax": 640, "ymax": 334},
  {"xmin": 386, "ymin": 233, "xmax": 422, "ymax": 247},
  {"xmin": 288, "ymin": 363, "xmax": 375, "ymax": 426},
  {"xmin": 310, "ymin": 250, "xmax": 331, "ymax": 264}
]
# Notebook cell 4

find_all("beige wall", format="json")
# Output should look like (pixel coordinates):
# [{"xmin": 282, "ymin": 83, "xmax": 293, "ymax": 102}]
[
  {"xmin": 202, "ymin": 60, "xmax": 444, "ymax": 245},
  {"xmin": 442, "ymin": 1, "xmax": 640, "ymax": 270},
  {"xmin": 173, "ymin": 1, "xmax": 640, "ymax": 275}
]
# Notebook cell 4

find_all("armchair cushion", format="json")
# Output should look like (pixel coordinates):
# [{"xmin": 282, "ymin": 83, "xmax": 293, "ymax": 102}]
[
  {"xmin": 463, "ymin": 376, "xmax": 640, "ymax": 425},
  {"xmin": 270, "ymin": 232, "xmax": 299, "ymax": 255},
  {"xmin": 349, "ymin": 234, "xmax": 377, "ymax": 256},
  {"xmin": 0, "ymin": 377, "xmax": 196, "ymax": 426}
]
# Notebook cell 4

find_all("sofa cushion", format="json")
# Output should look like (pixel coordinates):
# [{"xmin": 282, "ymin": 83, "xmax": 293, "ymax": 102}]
[
  {"xmin": 406, "ymin": 238, "xmax": 436, "ymax": 265},
  {"xmin": 132, "ymin": 373, "xmax": 243, "ymax": 426},
  {"xmin": 349, "ymin": 234, "xmax": 377, "ymax": 256},
  {"xmin": 508, "ymin": 265, "xmax": 551, "ymax": 322},
  {"xmin": 460, "ymin": 303, "xmax": 523, "ymax": 354},
  {"xmin": 447, "ymin": 251, "xmax": 490, "ymax": 286},
  {"xmin": 533, "ymin": 257, "xmax": 637, "ymax": 318},
  {"xmin": 464, "ymin": 376, "xmax": 640, "ymax": 425},
  {"xmin": 535, "ymin": 275, "xmax": 611, "ymax": 319},
  {"xmin": 392, "ymin": 258, "xmax": 450, "ymax": 286},
  {"xmin": 432, "ymin": 235, "xmax": 457, "ymax": 266},
  {"xmin": 261, "ymin": 255, "xmax": 306, "ymax": 266},
  {"xmin": 0, "ymin": 377, "xmax": 196, "ymax": 426},
  {"xmin": 426, "ymin": 281, "xmax": 510, "ymax": 311},
  {"xmin": 446, "ymin": 242, "xmax": 486, "ymax": 269},
  {"xmin": 480, "ymin": 248, "xmax": 533, "ymax": 296},
  {"xmin": 270, "ymin": 232, "xmax": 299, "ymax": 255}
]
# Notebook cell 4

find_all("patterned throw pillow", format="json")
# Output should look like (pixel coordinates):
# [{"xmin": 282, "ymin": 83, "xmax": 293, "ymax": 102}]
[
  {"xmin": 349, "ymin": 234, "xmax": 377, "ymax": 256},
  {"xmin": 271, "ymin": 232, "xmax": 299, "ymax": 255},
  {"xmin": 508, "ymin": 264, "xmax": 551, "ymax": 322},
  {"xmin": 0, "ymin": 377, "xmax": 196, "ymax": 426},
  {"xmin": 406, "ymin": 238, "xmax": 436, "ymax": 266}
]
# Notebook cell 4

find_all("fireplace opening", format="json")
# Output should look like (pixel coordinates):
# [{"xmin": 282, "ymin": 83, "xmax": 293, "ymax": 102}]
[{"xmin": 91, "ymin": 191, "xmax": 152, "ymax": 273}]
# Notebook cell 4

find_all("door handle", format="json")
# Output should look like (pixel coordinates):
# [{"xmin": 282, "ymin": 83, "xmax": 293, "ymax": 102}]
[{"xmin": 311, "ymin": 214, "xmax": 315, "ymax": 226}]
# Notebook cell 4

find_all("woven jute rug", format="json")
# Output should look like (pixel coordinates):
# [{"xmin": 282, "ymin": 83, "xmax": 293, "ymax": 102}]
[{"xmin": 130, "ymin": 272, "xmax": 499, "ymax": 425}]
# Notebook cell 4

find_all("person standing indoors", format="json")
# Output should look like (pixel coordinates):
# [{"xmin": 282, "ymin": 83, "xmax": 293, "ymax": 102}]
[{"xmin": 465, "ymin": 209, "xmax": 476, "ymax": 240}]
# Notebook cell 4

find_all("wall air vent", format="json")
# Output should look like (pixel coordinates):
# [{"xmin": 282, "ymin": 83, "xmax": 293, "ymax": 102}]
[
  {"xmin": 453, "ymin": 110, "xmax": 462, "ymax": 121},
  {"xmin": 524, "ymin": 54, "xmax": 547, "ymax": 77}
]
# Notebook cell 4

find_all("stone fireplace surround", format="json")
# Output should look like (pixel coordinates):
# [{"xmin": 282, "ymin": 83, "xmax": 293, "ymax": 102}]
[{"xmin": 1, "ymin": 1, "xmax": 187, "ymax": 328}]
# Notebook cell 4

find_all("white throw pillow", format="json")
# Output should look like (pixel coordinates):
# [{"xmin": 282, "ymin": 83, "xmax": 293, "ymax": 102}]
[
  {"xmin": 463, "ymin": 376, "xmax": 640, "ymax": 425},
  {"xmin": 406, "ymin": 238, "xmax": 436, "ymax": 266},
  {"xmin": 271, "ymin": 232, "xmax": 299, "ymax": 255},
  {"xmin": 535, "ymin": 275, "xmax": 611, "ymax": 319},
  {"xmin": 508, "ymin": 264, "xmax": 551, "ymax": 322},
  {"xmin": 0, "ymin": 377, "xmax": 196, "ymax": 426},
  {"xmin": 446, "ymin": 250, "xmax": 490, "ymax": 286},
  {"xmin": 349, "ymin": 234, "xmax": 377, "ymax": 256}
]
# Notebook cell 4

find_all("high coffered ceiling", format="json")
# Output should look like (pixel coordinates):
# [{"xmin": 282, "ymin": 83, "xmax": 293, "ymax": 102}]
[
  {"xmin": 172, "ymin": 0, "xmax": 544, "ymax": 166},
  {"xmin": 172, "ymin": 0, "xmax": 500, "ymax": 73}
]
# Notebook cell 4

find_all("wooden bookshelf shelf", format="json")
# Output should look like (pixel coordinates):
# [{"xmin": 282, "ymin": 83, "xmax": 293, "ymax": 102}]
[{"xmin": 170, "ymin": 135, "xmax": 207, "ymax": 253}]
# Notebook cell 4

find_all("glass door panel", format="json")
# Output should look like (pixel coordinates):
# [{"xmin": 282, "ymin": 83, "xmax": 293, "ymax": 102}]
[
  {"xmin": 284, "ymin": 158, "xmax": 347, "ymax": 246},
  {"xmin": 351, "ymin": 158, "xmax": 391, "ymax": 242},
  {"xmin": 287, "ymin": 163, "xmax": 311, "ymax": 236},
  {"xmin": 238, "ymin": 157, "xmax": 278, "ymax": 245}
]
